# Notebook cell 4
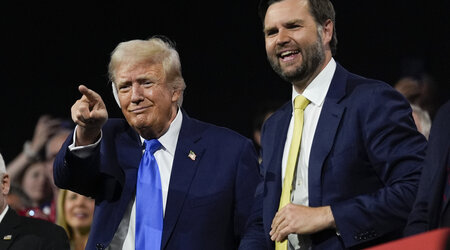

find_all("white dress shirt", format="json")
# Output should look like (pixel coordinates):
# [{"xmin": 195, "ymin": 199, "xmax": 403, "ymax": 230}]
[
  {"xmin": 70, "ymin": 109, "xmax": 183, "ymax": 249},
  {"xmin": 281, "ymin": 58, "xmax": 336, "ymax": 249}
]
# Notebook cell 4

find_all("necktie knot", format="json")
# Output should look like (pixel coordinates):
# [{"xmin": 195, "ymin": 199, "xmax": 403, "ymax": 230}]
[
  {"xmin": 144, "ymin": 139, "xmax": 161, "ymax": 155},
  {"xmin": 294, "ymin": 95, "xmax": 310, "ymax": 110}
]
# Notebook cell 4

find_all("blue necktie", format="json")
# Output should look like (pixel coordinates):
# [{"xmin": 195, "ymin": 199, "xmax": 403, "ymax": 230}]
[{"xmin": 136, "ymin": 139, "xmax": 163, "ymax": 250}]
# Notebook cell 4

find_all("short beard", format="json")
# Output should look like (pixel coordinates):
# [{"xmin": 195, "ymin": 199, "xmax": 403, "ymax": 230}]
[{"xmin": 269, "ymin": 31, "xmax": 325, "ymax": 84}]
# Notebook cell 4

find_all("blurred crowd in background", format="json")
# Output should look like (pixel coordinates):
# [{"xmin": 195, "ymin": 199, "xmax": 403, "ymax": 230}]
[{"xmin": 3, "ymin": 116, "xmax": 94, "ymax": 250}]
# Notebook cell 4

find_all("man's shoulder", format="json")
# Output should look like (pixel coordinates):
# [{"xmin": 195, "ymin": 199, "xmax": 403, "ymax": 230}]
[
  {"xmin": 428, "ymin": 100, "xmax": 450, "ymax": 142},
  {"xmin": 104, "ymin": 118, "xmax": 129, "ymax": 129},
  {"xmin": 183, "ymin": 115, "xmax": 251, "ymax": 144},
  {"xmin": 102, "ymin": 118, "xmax": 136, "ymax": 138},
  {"xmin": 334, "ymin": 63, "xmax": 392, "ymax": 92},
  {"xmin": 346, "ymin": 72, "xmax": 392, "ymax": 93},
  {"xmin": 260, "ymin": 101, "xmax": 290, "ymax": 128},
  {"xmin": 17, "ymin": 216, "xmax": 66, "ymax": 235},
  {"xmin": 434, "ymin": 100, "xmax": 450, "ymax": 125},
  {"xmin": 329, "ymin": 66, "xmax": 401, "ymax": 109},
  {"xmin": 4, "ymin": 212, "xmax": 69, "ymax": 249}
]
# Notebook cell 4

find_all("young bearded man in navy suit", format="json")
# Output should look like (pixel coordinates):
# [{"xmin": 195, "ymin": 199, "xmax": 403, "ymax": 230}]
[
  {"xmin": 240, "ymin": 0, "xmax": 428, "ymax": 249},
  {"xmin": 53, "ymin": 36, "xmax": 261, "ymax": 250}
]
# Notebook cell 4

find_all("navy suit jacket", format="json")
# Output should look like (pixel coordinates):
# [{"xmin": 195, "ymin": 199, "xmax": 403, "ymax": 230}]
[
  {"xmin": 240, "ymin": 63, "xmax": 427, "ymax": 249},
  {"xmin": 54, "ymin": 111, "xmax": 261, "ymax": 250},
  {"xmin": 404, "ymin": 100, "xmax": 450, "ymax": 236},
  {"xmin": 0, "ymin": 207, "xmax": 69, "ymax": 250}
]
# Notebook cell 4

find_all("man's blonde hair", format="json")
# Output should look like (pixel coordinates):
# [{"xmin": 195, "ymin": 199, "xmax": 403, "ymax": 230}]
[{"xmin": 0, "ymin": 153, "xmax": 6, "ymax": 175}]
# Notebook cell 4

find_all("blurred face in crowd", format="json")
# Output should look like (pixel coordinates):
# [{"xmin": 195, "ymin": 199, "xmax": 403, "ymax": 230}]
[
  {"xmin": 64, "ymin": 190, "xmax": 95, "ymax": 231},
  {"xmin": 45, "ymin": 131, "xmax": 70, "ymax": 184},
  {"xmin": 114, "ymin": 61, "xmax": 181, "ymax": 139},
  {"xmin": 264, "ymin": 0, "xmax": 330, "ymax": 89},
  {"xmin": 21, "ymin": 162, "xmax": 50, "ymax": 206}
]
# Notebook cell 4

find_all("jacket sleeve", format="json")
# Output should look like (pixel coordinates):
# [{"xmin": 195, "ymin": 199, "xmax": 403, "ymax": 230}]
[
  {"xmin": 330, "ymin": 85, "xmax": 427, "ymax": 247},
  {"xmin": 234, "ymin": 137, "xmax": 264, "ymax": 243},
  {"xmin": 53, "ymin": 129, "xmax": 104, "ymax": 198},
  {"xmin": 238, "ymin": 181, "xmax": 268, "ymax": 250}
]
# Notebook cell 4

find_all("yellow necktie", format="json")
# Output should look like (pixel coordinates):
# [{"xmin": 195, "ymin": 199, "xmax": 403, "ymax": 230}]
[{"xmin": 276, "ymin": 95, "xmax": 310, "ymax": 250}]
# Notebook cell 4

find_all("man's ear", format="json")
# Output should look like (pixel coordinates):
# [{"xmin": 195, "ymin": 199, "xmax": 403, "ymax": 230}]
[
  {"xmin": 321, "ymin": 19, "xmax": 334, "ymax": 46},
  {"xmin": 1, "ymin": 174, "xmax": 10, "ymax": 196},
  {"xmin": 111, "ymin": 82, "xmax": 122, "ymax": 108},
  {"xmin": 172, "ymin": 88, "xmax": 182, "ymax": 103}
]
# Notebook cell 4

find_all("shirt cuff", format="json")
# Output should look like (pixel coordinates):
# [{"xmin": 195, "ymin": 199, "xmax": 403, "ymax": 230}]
[{"xmin": 68, "ymin": 125, "xmax": 102, "ymax": 158}]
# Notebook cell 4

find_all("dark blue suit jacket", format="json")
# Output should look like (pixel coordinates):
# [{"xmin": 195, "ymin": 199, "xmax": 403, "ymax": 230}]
[
  {"xmin": 0, "ymin": 208, "xmax": 69, "ymax": 250},
  {"xmin": 240, "ymin": 63, "xmax": 427, "ymax": 249},
  {"xmin": 404, "ymin": 100, "xmax": 450, "ymax": 236},
  {"xmin": 54, "ymin": 111, "xmax": 261, "ymax": 250}
]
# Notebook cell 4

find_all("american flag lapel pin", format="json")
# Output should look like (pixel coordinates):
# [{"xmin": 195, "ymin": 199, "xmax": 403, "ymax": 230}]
[{"xmin": 188, "ymin": 150, "xmax": 196, "ymax": 161}]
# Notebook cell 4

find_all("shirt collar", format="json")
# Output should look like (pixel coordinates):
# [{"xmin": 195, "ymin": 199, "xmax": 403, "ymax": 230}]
[
  {"xmin": 292, "ymin": 58, "xmax": 337, "ymax": 108},
  {"xmin": 0, "ymin": 205, "xmax": 8, "ymax": 223},
  {"xmin": 140, "ymin": 109, "xmax": 183, "ymax": 156}
]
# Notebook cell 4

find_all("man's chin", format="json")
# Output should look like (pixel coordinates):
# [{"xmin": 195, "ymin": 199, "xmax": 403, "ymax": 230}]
[
  {"xmin": 132, "ymin": 123, "xmax": 161, "ymax": 140},
  {"xmin": 279, "ymin": 69, "xmax": 305, "ymax": 83},
  {"xmin": 271, "ymin": 62, "xmax": 303, "ymax": 81},
  {"xmin": 134, "ymin": 127, "xmax": 154, "ymax": 140}
]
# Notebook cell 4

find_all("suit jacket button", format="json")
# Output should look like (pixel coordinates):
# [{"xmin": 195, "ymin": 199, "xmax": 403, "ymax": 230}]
[
  {"xmin": 96, "ymin": 243, "xmax": 104, "ymax": 250},
  {"xmin": 354, "ymin": 235, "xmax": 362, "ymax": 241}
]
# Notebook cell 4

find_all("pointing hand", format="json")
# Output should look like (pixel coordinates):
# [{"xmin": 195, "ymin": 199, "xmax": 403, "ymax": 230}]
[{"xmin": 71, "ymin": 85, "xmax": 108, "ymax": 145}]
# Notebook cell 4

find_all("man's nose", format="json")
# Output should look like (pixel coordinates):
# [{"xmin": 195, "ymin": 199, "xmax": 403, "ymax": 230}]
[
  {"xmin": 276, "ymin": 29, "xmax": 290, "ymax": 46},
  {"xmin": 131, "ymin": 83, "xmax": 144, "ymax": 103}
]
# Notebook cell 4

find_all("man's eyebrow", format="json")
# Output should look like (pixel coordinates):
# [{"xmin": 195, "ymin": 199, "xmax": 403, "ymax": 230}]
[
  {"xmin": 263, "ymin": 18, "xmax": 305, "ymax": 33},
  {"xmin": 263, "ymin": 26, "xmax": 275, "ymax": 33},
  {"xmin": 285, "ymin": 19, "xmax": 305, "ymax": 26}
]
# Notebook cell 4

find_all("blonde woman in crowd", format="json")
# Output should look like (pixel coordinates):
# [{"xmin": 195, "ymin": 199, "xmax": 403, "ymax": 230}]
[{"xmin": 57, "ymin": 189, "xmax": 95, "ymax": 250}]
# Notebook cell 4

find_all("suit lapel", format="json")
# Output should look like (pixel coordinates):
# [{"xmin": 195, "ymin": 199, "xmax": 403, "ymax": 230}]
[
  {"xmin": 103, "ymin": 123, "xmax": 142, "ymax": 204},
  {"xmin": 263, "ymin": 104, "xmax": 292, "ymax": 237},
  {"xmin": 308, "ymin": 64, "xmax": 347, "ymax": 206},
  {"xmin": 161, "ymin": 112, "xmax": 204, "ymax": 249},
  {"xmin": 0, "ymin": 208, "xmax": 21, "ymax": 249},
  {"xmin": 116, "ymin": 125, "xmax": 142, "ymax": 171}
]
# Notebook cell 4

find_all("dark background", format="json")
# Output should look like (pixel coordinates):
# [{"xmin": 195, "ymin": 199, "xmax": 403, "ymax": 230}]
[{"xmin": 1, "ymin": 0, "xmax": 449, "ymax": 163}]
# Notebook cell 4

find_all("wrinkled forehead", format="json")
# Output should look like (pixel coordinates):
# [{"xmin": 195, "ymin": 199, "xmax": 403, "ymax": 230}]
[
  {"xmin": 114, "ymin": 61, "xmax": 166, "ymax": 84},
  {"xmin": 264, "ymin": 0, "xmax": 312, "ymax": 26}
]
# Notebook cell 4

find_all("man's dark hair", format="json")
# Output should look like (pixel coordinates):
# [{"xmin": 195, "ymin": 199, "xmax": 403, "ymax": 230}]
[{"xmin": 258, "ymin": 0, "xmax": 338, "ymax": 55}]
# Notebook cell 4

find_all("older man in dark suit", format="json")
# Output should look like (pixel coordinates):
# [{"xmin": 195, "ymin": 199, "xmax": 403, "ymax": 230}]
[
  {"xmin": 54, "ymin": 36, "xmax": 261, "ymax": 250},
  {"xmin": 0, "ymin": 153, "xmax": 69, "ymax": 250}
]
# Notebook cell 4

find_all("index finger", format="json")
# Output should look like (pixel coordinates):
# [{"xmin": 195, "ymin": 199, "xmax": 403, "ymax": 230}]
[
  {"xmin": 78, "ymin": 84, "xmax": 101, "ymax": 102},
  {"xmin": 271, "ymin": 209, "xmax": 282, "ymax": 228}
]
